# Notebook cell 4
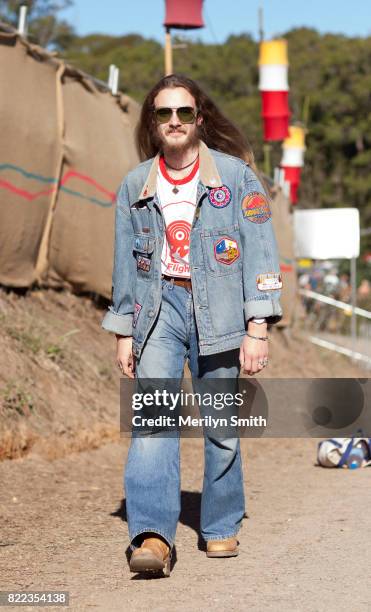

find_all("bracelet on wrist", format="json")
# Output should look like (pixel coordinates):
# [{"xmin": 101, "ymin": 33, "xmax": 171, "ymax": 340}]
[{"xmin": 245, "ymin": 331, "xmax": 268, "ymax": 341}]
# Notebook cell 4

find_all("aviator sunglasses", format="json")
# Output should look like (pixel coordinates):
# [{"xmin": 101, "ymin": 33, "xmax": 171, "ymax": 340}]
[{"xmin": 154, "ymin": 106, "xmax": 198, "ymax": 124}]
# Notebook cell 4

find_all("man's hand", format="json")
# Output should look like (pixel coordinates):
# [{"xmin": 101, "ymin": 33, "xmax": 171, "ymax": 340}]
[
  {"xmin": 115, "ymin": 335, "xmax": 136, "ymax": 379},
  {"xmin": 239, "ymin": 322, "xmax": 268, "ymax": 375}
]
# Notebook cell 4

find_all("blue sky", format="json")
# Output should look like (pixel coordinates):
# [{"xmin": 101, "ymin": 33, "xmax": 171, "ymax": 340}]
[{"xmin": 61, "ymin": 0, "xmax": 371, "ymax": 42}]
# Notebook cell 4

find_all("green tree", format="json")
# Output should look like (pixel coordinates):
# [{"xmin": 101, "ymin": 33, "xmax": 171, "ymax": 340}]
[
  {"xmin": 63, "ymin": 33, "xmax": 164, "ymax": 99},
  {"xmin": 0, "ymin": 0, "xmax": 75, "ymax": 49}
]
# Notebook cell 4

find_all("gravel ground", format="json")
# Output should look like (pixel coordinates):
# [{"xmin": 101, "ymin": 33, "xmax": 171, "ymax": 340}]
[{"xmin": 1, "ymin": 437, "xmax": 370, "ymax": 612}]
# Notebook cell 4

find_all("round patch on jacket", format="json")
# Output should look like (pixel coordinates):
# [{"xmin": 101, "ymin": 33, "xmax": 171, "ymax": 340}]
[
  {"xmin": 208, "ymin": 185, "xmax": 231, "ymax": 208},
  {"xmin": 214, "ymin": 236, "xmax": 240, "ymax": 265},
  {"xmin": 242, "ymin": 192, "xmax": 272, "ymax": 223}
]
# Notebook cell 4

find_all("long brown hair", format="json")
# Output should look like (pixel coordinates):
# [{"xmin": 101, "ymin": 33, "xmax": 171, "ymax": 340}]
[{"xmin": 136, "ymin": 74, "xmax": 257, "ymax": 171}]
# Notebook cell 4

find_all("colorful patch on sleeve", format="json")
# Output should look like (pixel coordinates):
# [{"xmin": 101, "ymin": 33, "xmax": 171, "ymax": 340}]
[
  {"xmin": 242, "ymin": 192, "xmax": 272, "ymax": 223},
  {"xmin": 133, "ymin": 302, "xmax": 142, "ymax": 327},
  {"xmin": 257, "ymin": 273, "xmax": 283, "ymax": 291},
  {"xmin": 137, "ymin": 255, "xmax": 151, "ymax": 272},
  {"xmin": 214, "ymin": 236, "xmax": 240, "ymax": 265},
  {"xmin": 208, "ymin": 185, "xmax": 231, "ymax": 208}
]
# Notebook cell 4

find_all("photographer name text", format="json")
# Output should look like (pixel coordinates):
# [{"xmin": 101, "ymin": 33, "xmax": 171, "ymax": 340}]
[{"xmin": 131, "ymin": 415, "xmax": 266, "ymax": 428}]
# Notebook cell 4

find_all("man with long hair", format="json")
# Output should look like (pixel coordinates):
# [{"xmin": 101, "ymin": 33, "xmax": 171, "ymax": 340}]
[{"xmin": 102, "ymin": 74, "xmax": 282, "ymax": 576}]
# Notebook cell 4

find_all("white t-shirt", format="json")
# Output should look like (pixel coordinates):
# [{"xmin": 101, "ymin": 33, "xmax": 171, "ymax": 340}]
[{"xmin": 157, "ymin": 156, "xmax": 199, "ymax": 278}]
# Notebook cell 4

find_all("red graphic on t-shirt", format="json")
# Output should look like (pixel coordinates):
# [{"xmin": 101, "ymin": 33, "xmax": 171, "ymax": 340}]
[{"xmin": 166, "ymin": 220, "xmax": 191, "ymax": 262}]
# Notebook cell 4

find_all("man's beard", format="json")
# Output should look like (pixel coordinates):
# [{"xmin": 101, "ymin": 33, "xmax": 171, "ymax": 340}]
[{"xmin": 153, "ymin": 126, "xmax": 200, "ymax": 154}]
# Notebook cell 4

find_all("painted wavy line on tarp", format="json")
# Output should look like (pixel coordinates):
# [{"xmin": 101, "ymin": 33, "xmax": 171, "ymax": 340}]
[
  {"xmin": 280, "ymin": 256, "xmax": 294, "ymax": 272},
  {"xmin": 0, "ymin": 164, "xmax": 116, "ymax": 207},
  {"xmin": 0, "ymin": 165, "xmax": 57, "ymax": 183}
]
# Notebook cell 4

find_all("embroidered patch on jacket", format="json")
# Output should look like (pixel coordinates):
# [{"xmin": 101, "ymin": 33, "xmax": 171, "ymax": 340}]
[
  {"xmin": 214, "ymin": 237, "xmax": 240, "ymax": 265},
  {"xmin": 242, "ymin": 192, "xmax": 272, "ymax": 223},
  {"xmin": 133, "ymin": 302, "xmax": 142, "ymax": 327},
  {"xmin": 137, "ymin": 255, "xmax": 151, "ymax": 272},
  {"xmin": 208, "ymin": 185, "xmax": 232, "ymax": 208},
  {"xmin": 257, "ymin": 273, "xmax": 283, "ymax": 291}
]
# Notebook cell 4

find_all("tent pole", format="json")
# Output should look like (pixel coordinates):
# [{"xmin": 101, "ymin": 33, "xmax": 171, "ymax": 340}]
[
  {"xmin": 165, "ymin": 27, "xmax": 173, "ymax": 75},
  {"xmin": 260, "ymin": 5, "xmax": 271, "ymax": 178},
  {"xmin": 18, "ymin": 4, "xmax": 28, "ymax": 37}
]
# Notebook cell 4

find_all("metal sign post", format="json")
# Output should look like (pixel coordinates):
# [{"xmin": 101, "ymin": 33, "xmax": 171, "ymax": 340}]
[{"xmin": 350, "ymin": 256, "xmax": 357, "ymax": 362}]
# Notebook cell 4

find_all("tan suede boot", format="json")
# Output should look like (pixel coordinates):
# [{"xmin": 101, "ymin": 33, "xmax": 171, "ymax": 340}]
[
  {"xmin": 206, "ymin": 537, "xmax": 239, "ymax": 557},
  {"xmin": 129, "ymin": 537, "xmax": 171, "ymax": 576}
]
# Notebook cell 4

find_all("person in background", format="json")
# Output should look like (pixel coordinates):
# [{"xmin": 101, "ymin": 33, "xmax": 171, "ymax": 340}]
[{"xmin": 357, "ymin": 279, "xmax": 370, "ymax": 301}]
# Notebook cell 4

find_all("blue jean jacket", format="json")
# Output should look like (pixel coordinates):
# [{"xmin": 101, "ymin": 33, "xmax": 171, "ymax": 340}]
[{"xmin": 101, "ymin": 140, "xmax": 283, "ymax": 358}]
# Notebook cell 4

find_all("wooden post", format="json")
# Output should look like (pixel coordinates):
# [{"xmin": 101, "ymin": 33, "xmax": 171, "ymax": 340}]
[
  {"xmin": 302, "ymin": 95, "xmax": 310, "ymax": 127},
  {"xmin": 258, "ymin": 4, "xmax": 264, "ymax": 42},
  {"xmin": 259, "ymin": 5, "xmax": 270, "ymax": 177},
  {"xmin": 263, "ymin": 143, "xmax": 271, "ymax": 179},
  {"xmin": 165, "ymin": 27, "xmax": 173, "ymax": 75}
]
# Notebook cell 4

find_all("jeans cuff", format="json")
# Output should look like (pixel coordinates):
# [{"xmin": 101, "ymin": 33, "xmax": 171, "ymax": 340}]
[
  {"xmin": 203, "ymin": 531, "xmax": 239, "ymax": 542},
  {"xmin": 129, "ymin": 528, "xmax": 174, "ymax": 551}
]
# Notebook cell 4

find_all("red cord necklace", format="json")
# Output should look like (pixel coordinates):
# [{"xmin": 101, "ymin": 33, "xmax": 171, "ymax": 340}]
[{"xmin": 160, "ymin": 155, "xmax": 199, "ymax": 194}]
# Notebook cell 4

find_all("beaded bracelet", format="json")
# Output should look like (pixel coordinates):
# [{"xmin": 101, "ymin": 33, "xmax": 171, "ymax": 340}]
[{"xmin": 245, "ymin": 331, "xmax": 268, "ymax": 341}]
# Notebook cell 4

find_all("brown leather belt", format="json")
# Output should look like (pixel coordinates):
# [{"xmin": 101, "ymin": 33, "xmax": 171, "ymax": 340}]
[{"xmin": 162, "ymin": 274, "xmax": 192, "ymax": 290}]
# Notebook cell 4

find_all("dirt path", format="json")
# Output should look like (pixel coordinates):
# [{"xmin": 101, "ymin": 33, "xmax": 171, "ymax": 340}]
[
  {"xmin": 1, "ymin": 287, "xmax": 370, "ymax": 610},
  {"xmin": 1, "ymin": 437, "xmax": 370, "ymax": 612}
]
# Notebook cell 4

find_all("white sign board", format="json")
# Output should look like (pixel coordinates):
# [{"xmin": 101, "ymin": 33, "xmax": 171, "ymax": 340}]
[{"xmin": 293, "ymin": 208, "xmax": 360, "ymax": 259}]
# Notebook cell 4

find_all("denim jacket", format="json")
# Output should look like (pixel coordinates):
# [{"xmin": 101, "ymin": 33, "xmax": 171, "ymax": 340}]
[{"xmin": 101, "ymin": 140, "xmax": 283, "ymax": 358}]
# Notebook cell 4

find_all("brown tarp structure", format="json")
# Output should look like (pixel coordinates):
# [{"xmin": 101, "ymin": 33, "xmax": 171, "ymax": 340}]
[
  {"xmin": 0, "ymin": 29, "xmax": 60, "ymax": 287},
  {"xmin": 0, "ymin": 27, "xmax": 140, "ymax": 297}
]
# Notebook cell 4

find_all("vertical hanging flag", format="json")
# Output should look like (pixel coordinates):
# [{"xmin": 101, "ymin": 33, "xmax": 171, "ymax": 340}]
[
  {"xmin": 280, "ymin": 126, "xmax": 306, "ymax": 204},
  {"xmin": 164, "ymin": 0, "xmax": 204, "ymax": 29},
  {"xmin": 259, "ymin": 39, "xmax": 290, "ymax": 141}
]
